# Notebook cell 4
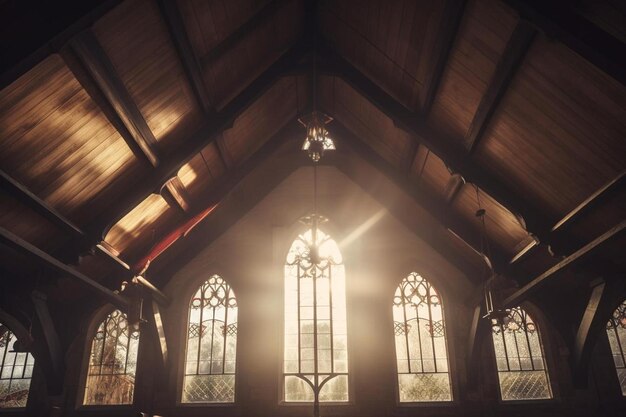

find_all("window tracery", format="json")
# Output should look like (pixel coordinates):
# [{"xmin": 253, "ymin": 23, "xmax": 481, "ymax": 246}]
[
  {"xmin": 491, "ymin": 306, "xmax": 552, "ymax": 400},
  {"xmin": 83, "ymin": 309, "xmax": 140, "ymax": 405},
  {"xmin": 283, "ymin": 228, "xmax": 349, "ymax": 403},
  {"xmin": 0, "ymin": 324, "xmax": 34, "ymax": 408},
  {"xmin": 392, "ymin": 272, "xmax": 452, "ymax": 402},
  {"xmin": 182, "ymin": 275, "xmax": 238, "ymax": 403},
  {"xmin": 606, "ymin": 300, "xmax": 626, "ymax": 395}
]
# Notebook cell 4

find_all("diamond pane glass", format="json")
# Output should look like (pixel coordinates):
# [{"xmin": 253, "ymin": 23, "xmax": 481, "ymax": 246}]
[
  {"xmin": 606, "ymin": 300, "xmax": 626, "ymax": 396},
  {"xmin": 284, "ymin": 227, "xmax": 349, "ymax": 402},
  {"xmin": 0, "ymin": 324, "xmax": 34, "ymax": 408},
  {"xmin": 491, "ymin": 307, "xmax": 552, "ymax": 400},
  {"xmin": 392, "ymin": 272, "xmax": 452, "ymax": 402},
  {"xmin": 83, "ymin": 310, "xmax": 140, "ymax": 405},
  {"xmin": 183, "ymin": 275, "xmax": 238, "ymax": 403}
]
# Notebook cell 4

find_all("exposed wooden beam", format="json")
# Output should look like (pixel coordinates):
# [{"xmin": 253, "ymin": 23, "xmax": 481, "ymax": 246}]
[
  {"xmin": 465, "ymin": 21, "xmax": 536, "ymax": 152},
  {"xmin": 215, "ymin": 133, "xmax": 235, "ymax": 169},
  {"xmin": 31, "ymin": 290, "xmax": 64, "ymax": 394},
  {"xmin": 156, "ymin": 0, "xmax": 213, "ymax": 114},
  {"xmin": 503, "ymin": 220, "xmax": 626, "ymax": 307},
  {"xmin": 89, "ymin": 36, "xmax": 310, "ymax": 245},
  {"xmin": 133, "ymin": 275, "xmax": 170, "ymax": 307},
  {"xmin": 151, "ymin": 300, "xmax": 169, "ymax": 367},
  {"xmin": 0, "ymin": 226, "xmax": 130, "ymax": 309},
  {"xmin": 160, "ymin": 176, "xmax": 190, "ymax": 212},
  {"xmin": 67, "ymin": 30, "xmax": 160, "ymax": 167},
  {"xmin": 552, "ymin": 171, "xmax": 625, "ymax": 234},
  {"xmin": 467, "ymin": 303, "xmax": 489, "ymax": 384},
  {"xmin": 509, "ymin": 236, "xmax": 539, "ymax": 265},
  {"xmin": 198, "ymin": 0, "xmax": 286, "ymax": 69},
  {"xmin": 318, "ymin": 42, "xmax": 553, "ymax": 240},
  {"xmin": 504, "ymin": 0, "xmax": 626, "ymax": 85},
  {"xmin": 418, "ymin": 0, "xmax": 467, "ymax": 113},
  {"xmin": 329, "ymin": 122, "xmax": 511, "ymax": 277},
  {"xmin": 0, "ymin": 170, "xmax": 84, "ymax": 238}
]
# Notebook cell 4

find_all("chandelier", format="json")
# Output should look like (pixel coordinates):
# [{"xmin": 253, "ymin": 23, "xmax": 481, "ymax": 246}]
[
  {"xmin": 475, "ymin": 186, "xmax": 509, "ymax": 327},
  {"xmin": 299, "ymin": 111, "xmax": 335, "ymax": 163}
]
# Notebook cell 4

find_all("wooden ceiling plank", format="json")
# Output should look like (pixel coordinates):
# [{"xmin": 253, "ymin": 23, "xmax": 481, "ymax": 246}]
[
  {"xmin": 504, "ymin": 0, "xmax": 626, "ymax": 85},
  {"xmin": 319, "ymin": 42, "xmax": 552, "ymax": 241},
  {"xmin": 418, "ymin": 0, "xmax": 467, "ymax": 114},
  {"xmin": 444, "ymin": 173, "xmax": 465, "ymax": 204},
  {"xmin": 67, "ymin": 30, "xmax": 160, "ymax": 167},
  {"xmin": 0, "ymin": 169, "xmax": 84, "ymax": 238},
  {"xmin": 465, "ymin": 20, "xmax": 536, "ymax": 153},
  {"xmin": 503, "ymin": 219, "xmax": 626, "ymax": 308},
  {"xmin": 156, "ymin": 0, "xmax": 213, "ymax": 114},
  {"xmin": 0, "ymin": 226, "xmax": 130, "ymax": 309},
  {"xmin": 199, "ymin": 0, "xmax": 285, "ymax": 69}
]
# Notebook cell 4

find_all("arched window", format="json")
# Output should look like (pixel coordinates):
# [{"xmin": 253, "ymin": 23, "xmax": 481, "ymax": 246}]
[
  {"xmin": 491, "ymin": 306, "xmax": 552, "ymax": 400},
  {"xmin": 182, "ymin": 275, "xmax": 238, "ymax": 403},
  {"xmin": 392, "ymin": 272, "xmax": 452, "ymax": 402},
  {"xmin": 283, "ymin": 227, "xmax": 349, "ymax": 402},
  {"xmin": 606, "ymin": 300, "xmax": 626, "ymax": 395},
  {"xmin": 83, "ymin": 309, "xmax": 140, "ymax": 405},
  {"xmin": 0, "ymin": 323, "xmax": 34, "ymax": 408}
]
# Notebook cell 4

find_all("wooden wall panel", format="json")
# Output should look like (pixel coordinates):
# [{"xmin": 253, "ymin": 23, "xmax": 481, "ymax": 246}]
[
  {"xmin": 0, "ymin": 54, "xmax": 138, "ymax": 226},
  {"xmin": 320, "ymin": 76, "xmax": 414, "ymax": 167},
  {"xmin": 94, "ymin": 0, "xmax": 203, "ymax": 150},
  {"xmin": 201, "ymin": 0, "xmax": 303, "ymax": 109},
  {"xmin": 474, "ymin": 34, "xmax": 626, "ymax": 220},
  {"xmin": 222, "ymin": 77, "xmax": 298, "ymax": 164},
  {"xmin": 428, "ymin": 0, "xmax": 517, "ymax": 141},
  {"xmin": 320, "ymin": 0, "xmax": 447, "ymax": 110}
]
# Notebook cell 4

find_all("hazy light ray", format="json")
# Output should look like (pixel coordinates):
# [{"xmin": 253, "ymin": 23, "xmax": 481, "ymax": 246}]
[{"xmin": 339, "ymin": 209, "xmax": 387, "ymax": 248}]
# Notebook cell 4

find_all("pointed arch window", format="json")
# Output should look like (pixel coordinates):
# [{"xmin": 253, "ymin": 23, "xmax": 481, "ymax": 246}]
[
  {"xmin": 606, "ymin": 300, "xmax": 626, "ymax": 395},
  {"xmin": 392, "ymin": 272, "xmax": 452, "ymax": 402},
  {"xmin": 182, "ymin": 275, "xmax": 238, "ymax": 403},
  {"xmin": 491, "ymin": 306, "xmax": 552, "ymax": 400},
  {"xmin": 283, "ymin": 227, "xmax": 349, "ymax": 403},
  {"xmin": 83, "ymin": 309, "xmax": 140, "ymax": 405},
  {"xmin": 0, "ymin": 323, "xmax": 34, "ymax": 408}
]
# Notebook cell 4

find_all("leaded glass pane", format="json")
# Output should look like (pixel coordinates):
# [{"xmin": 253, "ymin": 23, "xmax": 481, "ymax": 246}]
[
  {"xmin": 0, "ymin": 324, "xmax": 34, "ymax": 408},
  {"xmin": 283, "ymin": 228, "xmax": 349, "ymax": 402},
  {"xmin": 606, "ymin": 300, "xmax": 626, "ymax": 395},
  {"xmin": 183, "ymin": 275, "xmax": 238, "ymax": 403},
  {"xmin": 83, "ymin": 310, "xmax": 140, "ymax": 405},
  {"xmin": 392, "ymin": 272, "xmax": 452, "ymax": 402},
  {"xmin": 491, "ymin": 307, "xmax": 552, "ymax": 401}
]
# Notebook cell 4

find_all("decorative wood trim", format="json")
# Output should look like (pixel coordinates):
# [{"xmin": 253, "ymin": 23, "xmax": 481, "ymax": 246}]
[{"xmin": 465, "ymin": 21, "xmax": 536, "ymax": 153}]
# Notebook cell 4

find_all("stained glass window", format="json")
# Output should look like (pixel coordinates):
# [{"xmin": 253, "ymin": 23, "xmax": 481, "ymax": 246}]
[
  {"xmin": 392, "ymin": 273, "xmax": 452, "ymax": 402},
  {"xmin": 284, "ymin": 227, "xmax": 349, "ymax": 402},
  {"xmin": 0, "ymin": 324, "xmax": 34, "ymax": 408},
  {"xmin": 491, "ymin": 306, "xmax": 552, "ymax": 401},
  {"xmin": 606, "ymin": 300, "xmax": 626, "ymax": 395},
  {"xmin": 182, "ymin": 275, "xmax": 238, "ymax": 403},
  {"xmin": 83, "ymin": 309, "xmax": 140, "ymax": 405}
]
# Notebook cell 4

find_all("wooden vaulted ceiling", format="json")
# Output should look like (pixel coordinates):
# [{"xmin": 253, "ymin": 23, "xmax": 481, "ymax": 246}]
[{"xmin": 0, "ymin": 0, "xmax": 625, "ymax": 311}]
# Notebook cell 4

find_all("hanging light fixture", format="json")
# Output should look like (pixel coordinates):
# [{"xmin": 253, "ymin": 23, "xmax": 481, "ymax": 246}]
[
  {"xmin": 475, "ymin": 186, "xmax": 509, "ymax": 327},
  {"xmin": 300, "ymin": 111, "xmax": 335, "ymax": 163}
]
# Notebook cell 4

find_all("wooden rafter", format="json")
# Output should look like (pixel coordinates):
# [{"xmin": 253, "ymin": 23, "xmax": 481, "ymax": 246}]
[
  {"xmin": 0, "ymin": 170, "xmax": 84, "ymax": 238},
  {"xmin": 318, "ymin": 42, "xmax": 553, "ymax": 240},
  {"xmin": 465, "ymin": 20, "xmax": 536, "ymax": 152},
  {"xmin": 66, "ymin": 30, "xmax": 160, "ymax": 167},
  {"xmin": 160, "ymin": 176, "xmax": 191, "ymax": 213},
  {"xmin": 504, "ymin": 0, "xmax": 626, "ymax": 86},
  {"xmin": 418, "ymin": 0, "xmax": 467, "ymax": 113},
  {"xmin": 156, "ymin": 0, "xmax": 213, "ymax": 114},
  {"xmin": 329, "ymin": 121, "xmax": 512, "ymax": 277},
  {"xmin": 0, "ymin": 227, "xmax": 130, "ymax": 309}
]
